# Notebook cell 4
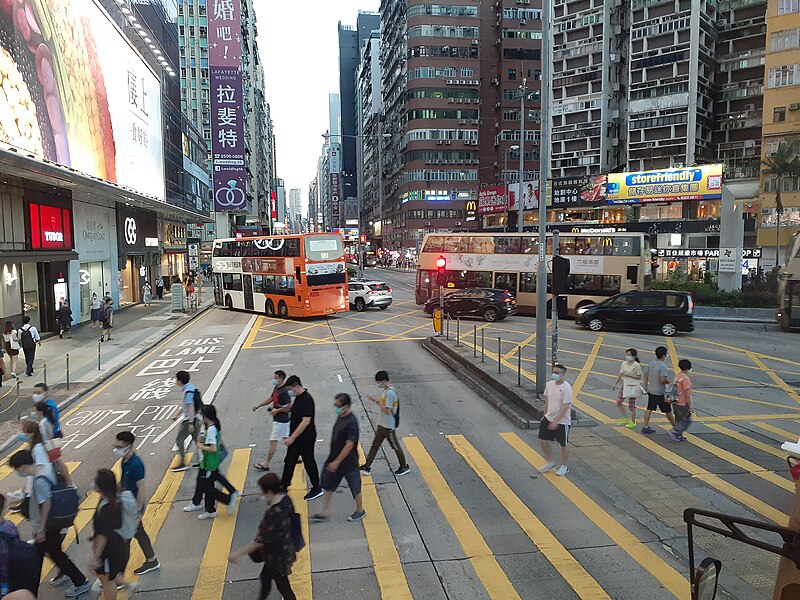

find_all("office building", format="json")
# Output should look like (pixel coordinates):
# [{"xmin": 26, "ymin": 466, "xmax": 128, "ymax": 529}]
[{"xmin": 356, "ymin": 30, "xmax": 383, "ymax": 244}]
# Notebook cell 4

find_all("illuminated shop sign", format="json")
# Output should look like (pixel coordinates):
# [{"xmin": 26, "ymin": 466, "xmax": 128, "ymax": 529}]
[
  {"xmin": 607, "ymin": 165, "xmax": 723, "ymax": 204},
  {"xmin": 29, "ymin": 203, "xmax": 73, "ymax": 250}
]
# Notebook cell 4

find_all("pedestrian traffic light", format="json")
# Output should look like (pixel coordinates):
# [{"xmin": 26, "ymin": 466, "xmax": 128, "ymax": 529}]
[
  {"xmin": 436, "ymin": 256, "xmax": 447, "ymax": 286},
  {"xmin": 552, "ymin": 256, "xmax": 570, "ymax": 294}
]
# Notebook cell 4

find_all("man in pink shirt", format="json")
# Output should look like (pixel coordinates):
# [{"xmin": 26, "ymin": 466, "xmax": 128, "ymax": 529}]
[{"xmin": 538, "ymin": 363, "xmax": 572, "ymax": 476}]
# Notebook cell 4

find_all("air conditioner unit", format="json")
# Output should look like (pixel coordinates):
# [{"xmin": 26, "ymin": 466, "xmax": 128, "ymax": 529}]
[
  {"xmin": 495, "ymin": 102, "xmax": 502, "ymax": 108},
  {"xmin": 459, "ymin": 119, "xmax": 467, "ymax": 124},
  {"xmin": 437, "ymin": 140, "xmax": 444, "ymax": 145},
  {"xmin": 674, "ymin": 162, "xmax": 684, "ymax": 168},
  {"xmin": 491, "ymin": 78, "xmax": 499, "ymax": 85},
  {"xmin": 520, "ymin": 19, "xmax": 527, "ymax": 26},
  {"xmin": 445, "ymin": 140, "xmax": 452, "ymax": 144},
  {"xmin": 448, "ymin": 98, "xmax": 455, "ymax": 103},
  {"xmin": 744, "ymin": 104, "xmax": 754, "ymax": 112},
  {"xmin": 458, "ymin": 160, "xmax": 465, "ymax": 165},
  {"xmin": 577, "ymin": 151, "xmax": 584, "ymax": 157},
  {"xmin": 717, "ymin": 18, "xmax": 727, "ymax": 26},
  {"xmin": 493, "ymin": 161, "xmax": 499, "ymax": 167},
  {"xmin": 789, "ymin": 103, "xmax": 800, "ymax": 111},
  {"xmin": 472, "ymin": 39, "xmax": 479, "ymax": 45},
  {"xmin": 456, "ymin": 98, "xmax": 463, "ymax": 103},
  {"xmin": 495, "ymin": 122, "xmax": 500, "ymax": 128}
]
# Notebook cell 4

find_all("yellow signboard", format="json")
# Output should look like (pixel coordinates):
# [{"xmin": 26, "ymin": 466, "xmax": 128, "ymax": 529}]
[{"xmin": 607, "ymin": 164, "xmax": 723, "ymax": 204}]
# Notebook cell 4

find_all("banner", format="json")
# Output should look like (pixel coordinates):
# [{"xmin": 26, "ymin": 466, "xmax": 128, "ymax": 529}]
[
  {"xmin": 210, "ymin": 0, "xmax": 247, "ymax": 212},
  {"xmin": 509, "ymin": 181, "xmax": 540, "ymax": 210},
  {"xmin": 551, "ymin": 175, "xmax": 607, "ymax": 207},
  {"xmin": 607, "ymin": 165, "xmax": 723, "ymax": 204},
  {"xmin": 477, "ymin": 186, "xmax": 508, "ymax": 214},
  {"xmin": 330, "ymin": 172, "xmax": 341, "ymax": 227}
]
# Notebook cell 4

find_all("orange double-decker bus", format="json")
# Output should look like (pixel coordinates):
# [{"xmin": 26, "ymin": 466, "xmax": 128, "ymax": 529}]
[{"xmin": 211, "ymin": 233, "xmax": 348, "ymax": 317}]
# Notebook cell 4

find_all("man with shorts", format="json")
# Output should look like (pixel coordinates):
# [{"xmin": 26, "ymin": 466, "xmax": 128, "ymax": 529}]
[
  {"xmin": 252, "ymin": 370, "xmax": 292, "ymax": 471},
  {"xmin": 537, "ymin": 364, "xmax": 572, "ymax": 476},
  {"xmin": 641, "ymin": 346, "xmax": 676, "ymax": 434},
  {"xmin": 311, "ymin": 393, "xmax": 365, "ymax": 523}
]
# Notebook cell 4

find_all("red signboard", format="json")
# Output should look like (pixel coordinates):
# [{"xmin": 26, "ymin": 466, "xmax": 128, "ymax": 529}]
[
  {"xmin": 477, "ymin": 186, "xmax": 508, "ymax": 214},
  {"xmin": 29, "ymin": 203, "xmax": 72, "ymax": 250}
]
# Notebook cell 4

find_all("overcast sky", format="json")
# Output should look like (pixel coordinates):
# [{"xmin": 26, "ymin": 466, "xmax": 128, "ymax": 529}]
[{"xmin": 256, "ymin": 0, "xmax": 380, "ymax": 212}]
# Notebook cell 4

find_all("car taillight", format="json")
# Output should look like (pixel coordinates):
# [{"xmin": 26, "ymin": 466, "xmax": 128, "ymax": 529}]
[
  {"xmin": 388, "ymin": 288, "xmax": 392, "ymax": 293},
  {"xmin": 504, "ymin": 298, "xmax": 512, "ymax": 302}
]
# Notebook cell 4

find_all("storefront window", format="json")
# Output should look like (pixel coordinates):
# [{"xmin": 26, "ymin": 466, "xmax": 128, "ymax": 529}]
[
  {"xmin": 120, "ymin": 262, "xmax": 137, "ymax": 305},
  {"xmin": 79, "ymin": 262, "xmax": 107, "ymax": 319},
  {"xmin": 1, "ymin": 263, "xmax": 23, "ymax": 321},
  {"xmin": 691, "ymin": 201, "xmax": 721, "ymax": 220},
  {"xmin": 21, "ymin": 263, "xmax": 40, "ymax": 330},
  {"xmin": 639, "ymin": 204, "xmax": 683, "ymax": 221},
  {"xmin": 599, "ymin": 208, "xmax": 629, "ymax": 224}
]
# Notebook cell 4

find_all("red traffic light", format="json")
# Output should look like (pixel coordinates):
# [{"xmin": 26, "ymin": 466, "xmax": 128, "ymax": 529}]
[{"xmin": 436, "ymin": 256, "xmax": 446, "ymax": 269}]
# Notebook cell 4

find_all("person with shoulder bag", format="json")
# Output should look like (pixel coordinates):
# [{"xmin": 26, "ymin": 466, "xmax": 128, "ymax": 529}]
[
  {"xmin": 2, "ymin": 321, "xmax": 20, "ymax": 379},
  {"xmin": 90, "ymin": 469, "xmax": 134, "ymax": 599},
  {"xmin": 17, "ymin": 316, "xmax": 40, "ymax": 377},
  {"xmin": 613, "ymin": 348, "xmax": 643, "ymax": 429},
  {"xmin": 229, "ymin": 473, "xmax": 299, "ymax": 600},
  {"xmin": 33, "ymin": 403, "xmax": 72, "ymax": 487}
]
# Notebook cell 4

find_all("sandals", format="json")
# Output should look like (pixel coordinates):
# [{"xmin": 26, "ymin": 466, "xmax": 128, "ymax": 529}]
[{"xmin": 253, "ymin": 463, "xmax": 270, "ymax": 471}]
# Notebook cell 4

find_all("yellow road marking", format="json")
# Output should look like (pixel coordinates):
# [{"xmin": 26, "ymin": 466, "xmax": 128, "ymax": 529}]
[
  {"xmin": 747, "ymin": 352, "xmax": 800, "ymax": 406},
  {"xmin": 618, "ymin": 428, "xmax": 788, "ymax": 523},
  {"xmin": 665, "ymin": 338, "xmax": 680, "ymax": 374},
  {"xmin": 448, "ymin": 435, "xmax": 611, "ymax": 599},
  {"xmin": 568, "ymin": 334, "xmax": 615, "ymax": 424},
  {"xmin": 288, "ymin": 464, "xmax": 312, "ymax": 599},
  {"xmin": 754, "ymin": 421, "xmax": 800, "ymax": 441},
  {"xmin": 704, "ymin": 424, "xmax": 786, "ymax": 460},
  {"xmin": 693, "ymin": 338, "xmax": 800, "ymax": 368},
  {"xmin": 0, "ymin": 465, "xmax": 11, "ymax": 480},
  {"xmin": 249, "ymin": 337, "xmax": 427, "ymax": 349},
  {"xmin": 357, "ymin": 444, "xmax": 414, "ymax": 599},
  {"xmin": 312, "ymin": 310, "xmax": 418, "ymax": 344},
  {"xmin": 242, "ymin": 315, "xmax": 265, "ymax": 349},
  {"xmin": 404, "ymin": 436, "xmax": 521, "ymax": 600},
  {"xmin": 191, "ymin": 448, "xmax": 250, "ymax": 600},
  {"xmin": 501, "ymin": 433, "xmax": 688, "ymax": 598},
  {"xmin": 118, "ymin": 455, "xmax": 193, "ymax": 598},
  {"xmin": 503, "ymin": 331, "xmax": 537, "ymax": 360}
]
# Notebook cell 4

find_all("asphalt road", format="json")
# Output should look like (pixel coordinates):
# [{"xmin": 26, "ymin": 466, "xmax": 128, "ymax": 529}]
[{"xmin": 1, "ymin": 268, "xmax": 797, "ymax": 599}]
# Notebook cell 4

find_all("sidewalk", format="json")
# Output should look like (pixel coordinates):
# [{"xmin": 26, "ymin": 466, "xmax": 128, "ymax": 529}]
[{"xmin": 0, "ymin": 285, "xmax": 214, "ymax": 431}]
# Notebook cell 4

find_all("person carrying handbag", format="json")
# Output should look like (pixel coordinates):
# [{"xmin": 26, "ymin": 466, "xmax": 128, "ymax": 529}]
[{"xmin": 613, "ymin": 348, "xmax": 643, "ymax": 429}]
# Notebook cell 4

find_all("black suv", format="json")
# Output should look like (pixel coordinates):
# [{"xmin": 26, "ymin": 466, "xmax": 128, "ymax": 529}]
[
  {"xmin": 423, "ymin": 288, "xmax": 518, "ymax": 322},
  {"xmin": 575, "ymin": 290, "xmax": 694, "ymax": 336}
]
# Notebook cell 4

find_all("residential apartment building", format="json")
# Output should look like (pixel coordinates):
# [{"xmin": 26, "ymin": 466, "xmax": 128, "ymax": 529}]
[
  {"xmin": 759, "ymin": 0, "xmax": 800, "ymax": 265},
  {"xmin": 357, "ymin": 30, "xmax": 383, "ymax": 243}
]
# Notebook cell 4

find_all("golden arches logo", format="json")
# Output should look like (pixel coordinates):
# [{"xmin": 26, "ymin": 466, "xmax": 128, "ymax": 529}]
[{"xmin": 466, "ymin": 201, "xmax": 477, "ymax": 212}]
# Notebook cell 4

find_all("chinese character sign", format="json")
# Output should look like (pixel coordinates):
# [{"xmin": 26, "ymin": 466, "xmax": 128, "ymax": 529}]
[
  {"xmin": 210, "ymin": 68, "xmax": 247, "ymax": 211},
  {"xmin": 209, "ymin": 0, "xmax": 242, "ymax": 67},
  {"xmin": 550, "ymin": 175, "xmax": 607, "ymax": 207}
]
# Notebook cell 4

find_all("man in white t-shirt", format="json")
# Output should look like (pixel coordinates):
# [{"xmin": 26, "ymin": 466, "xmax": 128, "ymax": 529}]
[{"xmin": 537, "ymin": 363, "xmax": 572, "ymax": 476}]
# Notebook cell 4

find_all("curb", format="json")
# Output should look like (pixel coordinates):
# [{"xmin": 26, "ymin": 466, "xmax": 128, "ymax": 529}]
[
  {"xmin": 0, "ymin": 304, "xmax": 215, "ymax": 456},
  {"xmin": 694, "ymin": 317, "xmax": 775, "ymax": 324}
]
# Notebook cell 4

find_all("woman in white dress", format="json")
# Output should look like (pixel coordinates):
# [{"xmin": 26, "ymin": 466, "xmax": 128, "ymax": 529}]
[{"xmin": 142, "ymin": 282, "xmax": 153, "ymax": 307}]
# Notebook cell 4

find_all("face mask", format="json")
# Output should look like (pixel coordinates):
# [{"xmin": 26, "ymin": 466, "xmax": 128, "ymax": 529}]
[
  {"xmin": 29, "ymin": 412, "xmax": 37, "ymax": 420},
  {"xmin": 113, "ymin": 447, "xmax": 127, "ymax": 458},
  {"xmin": 32, "ymin": 393, "xmax": 45, "ymax": 403},
  {"xmin": 334, "ymin": 406, "xmax": 344, "ymax": 416},
  {"xmin": 288, "ymin": 390, "xmax": 296, "ymax": 399},
  {"xmin": 665, "ymin": 354, "xmax": 670, "ymax": 360},
  {"xmin": 17, "ymin": 433, "xmax": 28, "ymax": 442},
  {"xmin": 551, "ymin": 373, "xmax": 561, "ymax": 381},
  {"xmin": 271, "ymin": 379, "xmax": 279, "ymax": 386},
  {"xmin": 15, "ymin": 471, "xmax": 26, "ymax": 479},
  {"xmin": 625, "ymin": 355, "xmax": 634, "ymax": 362}
]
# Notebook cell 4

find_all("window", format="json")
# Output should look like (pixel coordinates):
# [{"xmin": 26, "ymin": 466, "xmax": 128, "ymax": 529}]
[
  {"xmin": 222, "ymin": 273, "xmax": 243, "ymax": 292},
  {"xmin": 665, "ymin": 294, "xmax": 686, "ymax": 308},
  {"xmin": 460, "ymin": 67, "xmax": 474, "ymax": 77},
  {"xmin": 571, "ymin": 275, "xmax": 621, "ymax": 295},
  {"xmin": 495, "ymin": 272, "xmax": 518, "ymax": 292},
  {"xmin": 771, "ymin": 28, "xmax": 800, "ymax": 51},
  {"xmin": 778, "ymin": 0, "xmax": 800, "ymax": 15},
  {"xmin": 768, "ymin": 64, "xmax": 800, "ymax": 88},
  {"xmin": 508, "ymin": 68, "xmax": 517, "ymax": 80},
  {"xmin": 775, "ymin": 106, "xmax": 787, "ymax": 122},
  {"xmin": 520, "ymin": 273, "xmax": 536, "ymax": 293}
]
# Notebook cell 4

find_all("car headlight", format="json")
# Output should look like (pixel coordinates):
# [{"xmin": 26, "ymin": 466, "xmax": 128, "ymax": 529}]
[{"xmin": 577, "ymin": 306, "xmax": 590, "ymax": 315}]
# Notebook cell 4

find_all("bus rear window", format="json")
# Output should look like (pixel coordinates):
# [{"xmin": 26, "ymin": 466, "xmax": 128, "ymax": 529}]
[{"xmin": 305, "ymin": 237, "xmax": 343, "ymax": 260}]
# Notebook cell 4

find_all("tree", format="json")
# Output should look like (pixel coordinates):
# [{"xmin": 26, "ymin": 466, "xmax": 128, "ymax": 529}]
[{"xmin": 762, "ymin": 141, "xmax": 800, "ymax": 267}]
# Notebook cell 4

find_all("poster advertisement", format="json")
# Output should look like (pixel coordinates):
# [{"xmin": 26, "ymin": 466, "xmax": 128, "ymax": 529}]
[
  {"xmin": 477, "ymin": 186, "xmax": 508, "ymax": 214},
  {"xmin": 607, "ymin": 165, "xmax": 723, "ymax": 204},
  {"xmin": 551, "ymin": 175, "xmax": 607, "ymax": 207}
]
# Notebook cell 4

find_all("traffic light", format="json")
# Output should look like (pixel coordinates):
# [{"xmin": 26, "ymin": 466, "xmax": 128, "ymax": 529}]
[
  {"xmin": 436, "ymin": 255, "xmax": 447, "ymax": 286},
  {"xmin": 552, "ymin": 256, "xmax": 570, "ymax": 294}
]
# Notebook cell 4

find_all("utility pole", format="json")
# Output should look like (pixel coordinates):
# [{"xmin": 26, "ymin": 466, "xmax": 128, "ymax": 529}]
[
  {"xmin": 517, "ymin": 78, "xmax": 527, "ymax": 234},
  {"xmin": 535, "ymin": 0, "xmax": 552, "ymax": 395}
]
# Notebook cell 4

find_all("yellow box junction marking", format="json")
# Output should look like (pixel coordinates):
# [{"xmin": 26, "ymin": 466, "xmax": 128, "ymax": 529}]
[
  {"xmin": 357, "ymin": 444, "xmax": 414, "ymax": 600},
  {"xmin": 747, "ymin": 351, "xmax": 800, "ymax": 407},
  {"xmin": 190, "ymin": 448, "xmax": 250, "ymax": 600},
  {"xmin": 501, "ymin": 433, "xmax": 689, "ymax": 598},
  {"xmin": 448, "ymin": 435, "xmax": 611, "ymax": 599},
  {"xmin": 754, "ymin": 422, "xmax": 800, "ymax": 441},
  {"xmin": 242, "ymin": 315, "xmax": 265, "ymax": 349},
  {"xmin": 287, "ymin": 464, "xmax": 312, "ymax": 599},
  {"xmin": 618, "ymin": 428, "xmax": 788, "ymax": 524},
  {"xmin": 704, "ymin": 424, "xmax": 787, "ymax": 460},
  {"xmin": 404, "ymin": 436, "xmax": 521, "ymax": 600}
]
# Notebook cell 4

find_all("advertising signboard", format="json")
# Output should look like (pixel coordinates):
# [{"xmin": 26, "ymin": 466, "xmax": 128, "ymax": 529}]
[
  {"xmin": 117, "ymin": 206, "xmax": 158, "ymax": 253},
  {"xmin": 330, "ymin": 172, "xmax": 341, "ymax": 227},
  {"xmin": 551, "ymin": 175, "xmax": 607, "ymax": 207},
  {"xmin": 607, "ymin": 165, "xmax": 723, "ymax": 204},
  {"xmin": 478, "ymin": 186, "xmax": 508, "ymax": 214},
  {"xmin": 0, "ymin": 0, "xmax": 164, "ymax": 199},
  {"xmin": 209, "ymin": 0, "xmax": 247, "ymax": 212},
  {"xmin": 29, "ymin": 203, "xmax": 73, "ymax": 250},
  {"xmin": 508, "ymin": 181, "xmax": 540, "ymax": 210}
]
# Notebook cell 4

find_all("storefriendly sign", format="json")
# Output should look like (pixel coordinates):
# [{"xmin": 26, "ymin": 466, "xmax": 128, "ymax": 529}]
[{"xmin": 607, "ymin": 165, "xmax": 723, "ymax": 204}]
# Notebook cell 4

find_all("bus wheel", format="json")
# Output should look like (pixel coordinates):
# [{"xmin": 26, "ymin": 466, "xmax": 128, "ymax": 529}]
[
  {"xmin": 588, "ymin": 318, "xmax": 603, "ymax": 332},
  {"xmin": 278, "ymin": 301, "xmax": 289, "ymax": 318},
  {"xmin": 225, "ymin": 295, "xmax": 233, "ymax": 310},
  {"xmin": 266, "ymin": 299, "xmax": 275, "ymax": 317}
]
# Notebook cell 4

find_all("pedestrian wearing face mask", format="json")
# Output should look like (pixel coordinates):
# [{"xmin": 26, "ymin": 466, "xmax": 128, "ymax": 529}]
[
  {"xmin": 114, "ymin": 431, "xmax": 160, "ymax": 576},
  {"xmin": 33, "ymin": 383, "xmax": 62, "ymax": 439},
  {"xmin": 668, "ymin": 359, "xmax": 694, "ymax": 442},
  {"xmin": 613, "ymin": 348, "xmax": 643, "ymax": 429},
  {"xmin": 279, "ymin": 376, "xmax": 322, "ymax": 500},
  {"xmin": 360, "ymin": 371, "xmax": 410, "ymax": 476},
  {"xmin": 311, "ymin": 393, "xmax": 365, "ymax": 523},
  {"xmin": 538, "ymin": 364, "xmax": 573, "ymax": 476},
  {"xmin": 252, "ymin": 370, "xmax": 292, "ymax": 472}
]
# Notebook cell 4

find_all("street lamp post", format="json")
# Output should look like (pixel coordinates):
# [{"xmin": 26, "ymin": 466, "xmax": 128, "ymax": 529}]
[
  {"xmin": 504, "ymin": 145, "xmax": 520, "ymax": 233},
  {"xmin": 518, "ymin": 78, "xmax": 527, "ymax": 234}
]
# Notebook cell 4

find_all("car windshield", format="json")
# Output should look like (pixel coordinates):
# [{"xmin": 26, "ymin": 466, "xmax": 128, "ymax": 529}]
[{"xmin": 369, "ymin": 283, "xmax": 390, "ymax": 291}]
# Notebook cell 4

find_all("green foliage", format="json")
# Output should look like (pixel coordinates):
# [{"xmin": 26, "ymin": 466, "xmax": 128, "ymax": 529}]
[{"xmin": 650, "ymin": 268, "xmax": 779, "ymax": 308}]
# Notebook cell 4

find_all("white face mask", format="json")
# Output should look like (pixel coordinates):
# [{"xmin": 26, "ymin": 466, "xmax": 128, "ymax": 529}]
[
  {"xmin": 625, "ymin": 355, "xmax": 634, "ymax": 362},
  {"xmin": 112, "ymin": 447, "xmax": 127, "ymax": 458},
  {"xmin": 32, "ymin": 393, "xmax": 45, "ymax": 403}
]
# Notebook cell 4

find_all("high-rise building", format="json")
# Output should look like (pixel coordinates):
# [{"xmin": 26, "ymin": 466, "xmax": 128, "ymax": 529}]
[
  {"xmin": 356, "ymin": 30, "xmax": 382, "ymax": 244},
  {"xmin": 288, "ymin": 188, "xmax": 303, "ymax": 232},
  {"xmin": 759, "ymin": 0, "xmax": 800, "ymax": 266}
]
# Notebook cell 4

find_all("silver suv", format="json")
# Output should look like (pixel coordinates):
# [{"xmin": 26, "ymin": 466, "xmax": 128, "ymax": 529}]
[{"xmin": 348, "ymin": 281, "xmax": 393, "ymax": 311}]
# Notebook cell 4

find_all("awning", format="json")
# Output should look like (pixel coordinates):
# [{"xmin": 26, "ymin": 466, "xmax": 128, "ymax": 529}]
[
  {"xmin": 0, "ymin": 250, "xmax": 79, "ymax": 263},
  {"xmin": 0, "ymin": 147, "xmax": 213, "ymax": 224}
]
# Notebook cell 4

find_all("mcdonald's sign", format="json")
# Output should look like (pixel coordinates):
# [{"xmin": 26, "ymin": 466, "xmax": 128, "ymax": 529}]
[{"xmin": 466, "ymin": 199, "xmax": 478, "ymax": 222}]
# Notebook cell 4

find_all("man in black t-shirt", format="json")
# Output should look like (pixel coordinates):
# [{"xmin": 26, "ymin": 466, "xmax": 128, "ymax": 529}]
[
  {"xmin": 310, "ymin": 393, "xmax": 364, "ymax": 523},
  {"xmin": 279, "ymin": 375, "xmax": 322, "ymax": 500}
]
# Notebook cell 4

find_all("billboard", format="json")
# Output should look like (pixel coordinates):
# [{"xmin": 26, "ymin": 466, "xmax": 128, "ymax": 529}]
[
  {"xmin": 607, "ymin": 165, "xmax": 723, "ymax": 204},
  {"xmin": 0, "ymin": 0, "xmax": 164, "ymax": 199},
  {"xmin": 509, "ymin": 181, "xmax": 540, "ymax": 211},
  {"xmin": 478, "ymin": 186, "xmax": 508, "ymax": 214},
  {"xmin": 551, "ymin": 175, "xmax": 607, "ymax": 207},
  {"xmin": 330, "ymin": 172, "xmax": 341, "ymax": 227},
  {"xmin": 210, "ymin": 0, "xmax": 247, "ymax": 212}
]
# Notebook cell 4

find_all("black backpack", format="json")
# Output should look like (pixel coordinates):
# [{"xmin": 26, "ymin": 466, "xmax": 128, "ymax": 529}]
[
  {"xmin": 18, "ymin": 327, "xmax": 35, "ymax": 350},
  {"xmin": 0, "ymin": 530, "xmax": 42, "ymax": 595},
  {"xmin": 193, "ymin": 388, "xmax": 204, "ymax": 414},
  {"xmin": 98, "ymin": 305, "xmax": 108, "ymax": 322}
]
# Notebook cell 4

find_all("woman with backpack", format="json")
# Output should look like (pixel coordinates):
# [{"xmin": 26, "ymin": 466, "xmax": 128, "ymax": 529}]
[
  {"xmin": 183, "ymin": 405, "xmax": 240, "ymax": 520},
  {"xmin": 90, "ymin": 469, "xmax": 130, "ymax": 599},
  {"xmin": 228, "ymin": 473, "xmax": 298, "ymax": 600},
  {"xmin": 2, "ymin": 321, "xmax": 20, "ymax": 379}
]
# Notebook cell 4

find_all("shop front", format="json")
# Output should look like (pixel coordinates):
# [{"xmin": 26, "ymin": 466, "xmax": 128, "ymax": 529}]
[
  {"xmin": 160, "ymin": 220, "xmax": 188, "ymax": 284},
  {"xmin": 71, "ymin": 200, "xmax": 117, "ymax": 323},
  {"xmin": 117, "ymin": 205, "xmax": 159, "ymax": 306},
  {"xmin": 654, "ymin": 248, "xmax": 763, "ymax": 281}
]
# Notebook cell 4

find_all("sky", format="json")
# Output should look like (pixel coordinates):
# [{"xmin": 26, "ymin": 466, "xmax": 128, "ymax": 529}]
[{"xmin": 256, "ymin": 0, "xmax": 380, "ymax": 214}]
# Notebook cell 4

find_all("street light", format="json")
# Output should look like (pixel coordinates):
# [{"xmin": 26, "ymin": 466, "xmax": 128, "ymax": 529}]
[
  {"xmin": 504, "ymin": 145, "xmax": 520, "ymax": 232},
  {"xmin": 322, "ymin": 132, "xmax": 392, "ymax": 279}
]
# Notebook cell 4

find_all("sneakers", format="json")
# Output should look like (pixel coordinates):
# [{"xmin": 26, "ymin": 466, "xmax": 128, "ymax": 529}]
[
  {"xmin": 394, "ymin": 465, "xmax": 411, "ymax": 477},
  {"xmin": 359, "ymin": 465, "xmax": 372, "ymax": 475},
  {"xmin": 49, "ymin": 573, "xmax": 70, "ymax": 586},
  {"xmin": 347, "ymin": 510, "xmax": 367, "ymax": 522},
  {"xmin": 183, "ymin": 503, "xmax": 203, "ymax": 513},
  {"xmin": 667, "ymin": 430, "xmax": 680, "ymax": 442},
  {"xmin": 641, "ymin": 427, "xmax": 656, "ymax": 435},
  {"xmin": 624, "ymin": 420, "xmax": 637, "ymax": 429},
  {"xmin": 304, "ymin": 488, "xmax": 324, "ymax": 501},
  {"xmin": 64, "ymin": 581, "xmax": 92, "ymax": 597},
  {"xmin": 537, "ymin": 461, "xmax": 557, "ymax": 473},
  {"xmin": 198, "ymin": 511, "xmax": 217, "ymax": 520},
  {"xmin": 229, "ymin": 490, "xmax": 242, "ymax": 510},
  {"xmin": 172, "ymin": 463, "xmax": 190, "ymax": 472},
  {"xmin": 133, "ymin": 560, "xmax": 160, "ymax": 576},
  {"xmin": 616, "ymin": 416, "xmax": 630, "ymax": 425},
  {"xmin": 556, "ymin": 465, "xmax": 570, "ymax": 477},
  {"xmin": 310, "ymin": 513, "xmax": 329, "ymax": 522}
]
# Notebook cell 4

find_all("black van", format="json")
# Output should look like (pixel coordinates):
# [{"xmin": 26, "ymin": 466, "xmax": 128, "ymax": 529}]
[{"xmin": 575, "ymin": 290, "xmax": 694, "ymax": 336}]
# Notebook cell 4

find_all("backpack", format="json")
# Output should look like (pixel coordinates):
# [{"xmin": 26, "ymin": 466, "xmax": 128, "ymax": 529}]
[
  {"xmin": 18, "ymin": 327, "xmax": 35, "ymax": 350},
  {"xmin": 193, "ymin": 388, "xmax": 204, "ymax": 414},
  {"xmin": 115, "ymin": 491, "xmax": 140, "ymax": 540},
  {"xmin": 34, "ymin": 475, "xmax": 79, "ymax": 532},
  {"xmin": 98, "ymin": 305, "xmax": 108, "ymax": 322},
  {"xmin": 389, "ymin": 386, "xmax": 400, "ymax": 429},
  {"xmin": 0, "ymin": 529, "xmax": 42, "ymax": 594}
]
